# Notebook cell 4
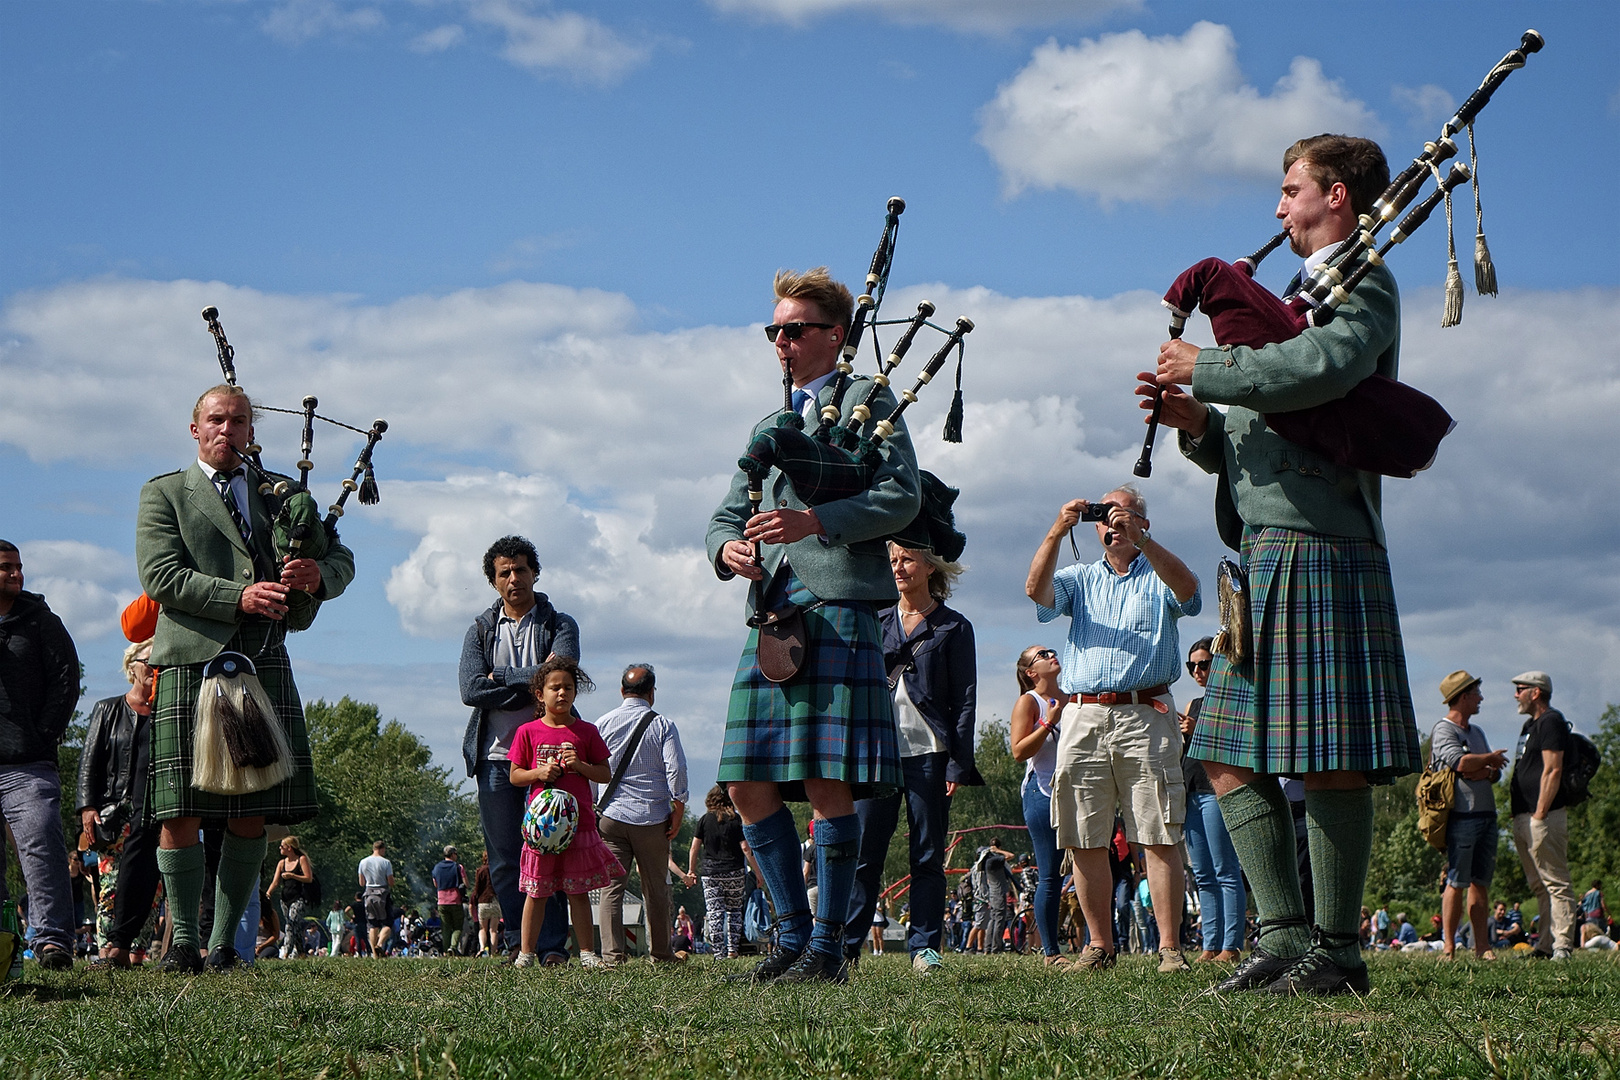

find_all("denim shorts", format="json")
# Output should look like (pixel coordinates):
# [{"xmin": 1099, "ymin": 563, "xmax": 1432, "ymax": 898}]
[{"xmin": 1445, "ymin": 812, "xmax": 1498, "ymax": 889}]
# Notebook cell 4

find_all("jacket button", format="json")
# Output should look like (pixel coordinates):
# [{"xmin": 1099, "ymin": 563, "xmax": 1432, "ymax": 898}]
[
  {"xmin": 779, "ymin": 500, "xmax": 788, "ymax": 508},
  {"xmin": 242, "ymin": 569, "xmax": 251, "ymax": 580}
]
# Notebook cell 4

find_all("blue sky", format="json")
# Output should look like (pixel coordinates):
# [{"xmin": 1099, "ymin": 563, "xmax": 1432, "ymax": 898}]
[{"xmin": 4, "ymin": 0, "xmax": 1617, "ymax": 798}]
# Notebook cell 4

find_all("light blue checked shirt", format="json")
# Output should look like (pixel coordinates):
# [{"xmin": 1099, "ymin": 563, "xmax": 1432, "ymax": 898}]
[{"xmin": 1035, "ymin": 554, "xmax": 1201, "ymax": 696}]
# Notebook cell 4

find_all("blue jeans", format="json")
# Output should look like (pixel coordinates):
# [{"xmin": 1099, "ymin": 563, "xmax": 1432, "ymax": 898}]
[
  {"xmin": 476, "ymin": 759, "xmax": 568, "ymax": 956},
  {"xmin": 845, "ymin": 752, "xmax": 950, "ymax": 955},
  {"xmin": 1020, "ymin": 779, "xmax": 1062, "ymax": 956},
  {"xmin": 1184, "ymin": 790, "xmax": 1245, "ymax": 951},
  {"xmin": 0, "ymin": 762, "xmax": 74, "ymax": 952}
]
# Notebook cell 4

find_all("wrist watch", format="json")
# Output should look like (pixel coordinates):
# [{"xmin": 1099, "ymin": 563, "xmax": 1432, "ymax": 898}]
[{"xmin": 1133, "ymin": 529, "xmax": 1152, "ymax": 550}]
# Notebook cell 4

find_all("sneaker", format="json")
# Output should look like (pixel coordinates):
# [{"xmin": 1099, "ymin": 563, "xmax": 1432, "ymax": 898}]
[
  {"xmin": 1069, "ymin": 945, "xmax": 1115, "ymax": 971},
  {"xmin": 1157, "ymin": 947, "xmax": 1191, "ymax": 973},
  {"xmin": 580, "ymin": 952, "xmax": 607, "ymax": 970},
  {"xmin": 158, "ymin": 943, "xmax": 203, "ymax": 975},
  {"xmin": 1264, "ymin": 950, "xmax": 1371, "ymax": 996},
  {"xmin": 774, "ymin": 948, "xmax": 849, "ymax": 985},
  {"xmin": 725, "ymin": 941, "xmax": 805, "ymax": 984},
  {"xmin": 1213, "ymin": 946, "xmax": 1298, "ymax": 993},
  {"xmin": 204, "ymin": 946, "xmax": 242, "ymax": 972},
  {"xmin": 37, "ymin": 945, "xmax": 73, "ymax": 972},
  {"xmin": 1552, "ymin": 948, "xmax": 1573, "ymax": 961},
  {"xmin": 513, "ymin": 952, "xmax": 537, "ymax": 969},
  {"xmin": 912, "ymin": 948, "xmax": 943, "ymax": 976}
]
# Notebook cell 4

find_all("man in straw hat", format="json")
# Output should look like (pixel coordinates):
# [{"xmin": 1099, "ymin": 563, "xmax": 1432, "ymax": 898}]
[
  {"xmin": 1430, "ymin": 670, "xmax": 1507, "ymax": 960},
  {"xmin": 136, "ymin": 384, "xmax": 354, "ymax": 973}
]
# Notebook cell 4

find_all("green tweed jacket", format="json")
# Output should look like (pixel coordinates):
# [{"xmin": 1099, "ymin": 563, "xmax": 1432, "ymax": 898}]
[
  {"xmin": 706, "ymin": 374, "xmax": 921, "ymax": 613},
  {"xmin": 1180, "ymin": 262, "xmax": 1399, "ymax": 550},
  {"xmin": 136, "ymin": 463, "xmax": 356, "ymax": 666}
]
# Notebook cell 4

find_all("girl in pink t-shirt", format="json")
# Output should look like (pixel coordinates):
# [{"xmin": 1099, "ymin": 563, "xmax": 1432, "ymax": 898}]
[{"xmin": 508, "ymin": 658, "xmax": 622, "ymax": 967}]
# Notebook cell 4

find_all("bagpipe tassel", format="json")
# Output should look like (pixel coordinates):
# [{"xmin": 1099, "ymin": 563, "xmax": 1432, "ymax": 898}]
[
  {"xmin": 358, "ymin": 463, "xmax": 380, "ymax": 505},
  {"xmin": 941, "ymin": 345, "xmax": 965, "ymax": 444},
  {"xmin": 1468, "ymin": 125, "xmax": 1498, "ymax": 296},
  {"xmin": 1442, "ymin": 257, "xmax": 1465, "ymax": 328}
]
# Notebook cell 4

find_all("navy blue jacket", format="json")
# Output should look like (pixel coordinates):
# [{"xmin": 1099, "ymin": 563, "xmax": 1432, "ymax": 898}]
[{"xmin": 880, "ymin": 602, "xmax": 982, "ymax": 787}]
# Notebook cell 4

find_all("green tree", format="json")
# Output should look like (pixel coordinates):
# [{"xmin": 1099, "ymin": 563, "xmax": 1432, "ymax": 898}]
[{"xmin": 293, "ymin": 698, "xmax": 482, "ymax": 912}]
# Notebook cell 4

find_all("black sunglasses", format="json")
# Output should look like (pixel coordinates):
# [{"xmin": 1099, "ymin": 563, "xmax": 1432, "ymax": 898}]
[
  {"xmin": 764, "ymin": 322, "xmax": 835, "ymax": 342},
  {"xmin": 1033, "ymin": 649, "xmax": 1056, "ymax": 661},
  {"xmin": 1187, "ymin": 659, "xmax": 1211, "ymax": 673}
]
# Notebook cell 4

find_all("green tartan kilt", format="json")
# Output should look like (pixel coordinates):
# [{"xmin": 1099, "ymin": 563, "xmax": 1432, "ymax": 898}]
[
  {"xmin": 1189, "ymin": 526, "xmax": 1420, "ymax": 783},
  {"xmin": 146, "ymin": 643, "xmax": 317, "ymax": 823}
]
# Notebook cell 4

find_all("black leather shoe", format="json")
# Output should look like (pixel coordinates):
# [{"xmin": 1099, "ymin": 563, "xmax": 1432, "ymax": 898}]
[
  {"xmin": 774, "ymin": 947, "xmax": 849, "ymax": 985},
  {"xmin": 204, "ymin": 945, "xmax": 242, "ymax": 972},
  {"xmin": 724, "ymin": 940, "xmax": 804, "ymax": 983},
  {"xmin": 159, "ymin": 943, "xmax": 204, "ymax": 975},
  {"xmin": 1213, "ymin": 945, "xmax": 1298, "ymax": 993},
  {"xmin": 1265, "ymin": 950, "xmax": 1370, "ymax": 996}
]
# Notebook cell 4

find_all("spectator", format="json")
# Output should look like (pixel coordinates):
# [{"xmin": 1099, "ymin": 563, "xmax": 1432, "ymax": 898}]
[
  {"xmin": 324, "ymin": 898, "xmax": 345, "ymax": 956},
  {"xmin": 593, "ymin": 664, "xmax": 690, "ymax": 969},
  {"xmin": 77, "ymin": 637, "xmax": 162, "ymax": 969},
  {"xmin": 358, "ymin": 841, "xmax": 394, "ymax": 956},
  {"xmin": 673, "ymin": 906, "xmax": 696, "ymax": 954},
  {"xmin": 0, "ymin": 539, "xmax": 81, "ymax": 971},
  {"xmin": 1373, "ymin": 903, "xmax": 1391, "ymax": 946},
  {"xmin": 1010, "ymin": 646, "xmax": 1069, "ymax": 967},
  {"xmin": 689, "ymin": 785, "xmax": 751, "ymax": 961},
  {"xmin": 266, "ymin": 836, "xmax": 315, "ymax": 958},
  {"xmin": 1179, "ymin": 636, "xmax": 1244, "ymax": 964},
  {"xmin": 472, "ymin": 850, "xmax": 498, "ymax": 956},
  {"xmin": 1394, "ymin": 913, "xmax": 1418, "ymax": 947},
  {"xmin": 1581, "ymin": 881, "xmax": 1609, "ymax": 946},
  {"xmin": 1025, "ymin": 488, "xmax": 1201, "ymax": 974},
  {"xmin": 970, "ymin": 840, "xmax": 1016, "ymax": 954},
  {"xmin": 1509, "ymin": 671, "xmax": 1578, "ymax": 960},
  {"xmin": 431, "ymin": 845, "xmax": 469, "ymax": 956},
  {"xmin": 1430, "ymin": 670, "xmax": 1507, "ymax": 960},
  {"xmin": 459, "ymin": 535, "xmax": 577, "ymax": 964}
]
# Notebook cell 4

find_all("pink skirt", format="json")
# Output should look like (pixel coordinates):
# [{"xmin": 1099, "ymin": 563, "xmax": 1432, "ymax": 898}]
[{"xmin": 519, "ymin": 825, "xmax": 624, "ymax": 897}]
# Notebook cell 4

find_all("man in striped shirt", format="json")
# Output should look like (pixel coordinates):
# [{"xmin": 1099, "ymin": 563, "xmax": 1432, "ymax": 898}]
[{"xmin": 1025, "ymin": 484, "xmax": 1201, "ymax": 973}]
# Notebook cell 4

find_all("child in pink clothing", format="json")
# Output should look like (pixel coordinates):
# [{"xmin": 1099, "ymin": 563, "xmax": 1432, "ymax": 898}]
[{"xmin": 508, "ymin": 658, "xmax": 622, "ymax": 967}]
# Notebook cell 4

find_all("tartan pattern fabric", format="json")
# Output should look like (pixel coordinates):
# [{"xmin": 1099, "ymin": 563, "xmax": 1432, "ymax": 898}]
[
  {"xmin": 1188, "ymin": 527, "xmax": 1420, "ymax": 782},
  {"xmin": 146, "ymin": 639, "xmax": 317, "ymax": 822},
  {"xmin": 738, "ymin": 421, "xmax": 874, "ymax": 507},
  {"xmin": 719, "ymin": 568, "xmax": 901, "ymax": 801}
]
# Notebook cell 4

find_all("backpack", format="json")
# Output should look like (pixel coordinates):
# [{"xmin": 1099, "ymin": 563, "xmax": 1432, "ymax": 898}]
[
  {"xmin": 1561, "ymin": 724, "xmax": 1601, "ymax": 807},
  {"xmin": 1415, "ymin": 764, "xmax": 1455, "ymax": 852}
]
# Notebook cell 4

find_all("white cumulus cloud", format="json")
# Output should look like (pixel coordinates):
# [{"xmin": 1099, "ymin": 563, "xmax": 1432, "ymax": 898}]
[
  {"xmin": 15, "ymin": 540, "xmax": 140, "ymax": 643},
  {"xmin": 261, "ymin": 0, "xmax": 385, "ymax": 45},
  {"xmin": 707, "ymin": 0, "xmax": 1138, "ymax": 33},
  {"xmin": 978, "ymin": 21, "xmax": 1380, "ymax": 204},
  {"xmin": 466, "ymin": 0, "xmax": 651, "ymax": 85}
]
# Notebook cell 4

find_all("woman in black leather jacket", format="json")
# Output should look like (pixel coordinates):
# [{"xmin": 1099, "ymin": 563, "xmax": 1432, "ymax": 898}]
[{"xmin": 76, "ymin": 639, "xmax": 159, "ymax": 968}]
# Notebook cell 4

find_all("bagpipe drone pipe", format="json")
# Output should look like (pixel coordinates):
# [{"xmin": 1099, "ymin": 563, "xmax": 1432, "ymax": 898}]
[
  {"xmin": 737, "ymin": 198, "xmax": 974, "ymax": 577},
  {"xmin": 1134, "ymin": 29, "xmax": 1544, "ymax": 481}
]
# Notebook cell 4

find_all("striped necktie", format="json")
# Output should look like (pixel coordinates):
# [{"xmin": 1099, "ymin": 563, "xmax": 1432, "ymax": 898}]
[{"xmin": 212, "ymin": 468, "xmax": 252, "ymax": 542}]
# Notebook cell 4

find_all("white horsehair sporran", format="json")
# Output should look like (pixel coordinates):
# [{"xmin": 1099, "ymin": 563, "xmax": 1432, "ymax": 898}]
[{"xmin": 192, "ymin": 650, "xmax": 295, "ymax": 795}]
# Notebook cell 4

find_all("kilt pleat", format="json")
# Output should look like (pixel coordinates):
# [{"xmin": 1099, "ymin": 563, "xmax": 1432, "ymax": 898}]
[
  {"xmin": 146, "ymin": 640, "xmax": 318, "ymax": 823},
  {"xmin": 1189, "ymin": 527, "xmax": 1420, "ymax": 782},
  {"xmin": 718, "ymin": 568, "xmax": 901, "ymax": 801}
]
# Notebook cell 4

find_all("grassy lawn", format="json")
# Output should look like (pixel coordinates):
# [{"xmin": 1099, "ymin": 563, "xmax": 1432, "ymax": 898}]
[{"xmin": 3, "ymin": 950, "xmax": 1618, "ymax": 1079}]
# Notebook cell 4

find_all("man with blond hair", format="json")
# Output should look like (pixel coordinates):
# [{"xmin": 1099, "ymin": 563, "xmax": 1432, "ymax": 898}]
[{"xmin": 707, "ymin": 266, "xmax": 920, "ymax": 984}]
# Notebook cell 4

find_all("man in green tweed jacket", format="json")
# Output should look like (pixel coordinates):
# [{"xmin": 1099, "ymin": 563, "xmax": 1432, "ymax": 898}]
[
  {"xmin": 1147, "ymin": 135, "xmax": 1421, "ymax": 996},
  {"xmin": 136, "ymin": 384, "xmax": 354, "ymax": 973}
]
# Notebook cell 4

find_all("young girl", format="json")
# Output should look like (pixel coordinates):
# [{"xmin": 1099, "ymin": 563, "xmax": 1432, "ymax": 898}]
[{"xmin": 507, "ymin": 657, "xmax": 622, "ymax": 969}]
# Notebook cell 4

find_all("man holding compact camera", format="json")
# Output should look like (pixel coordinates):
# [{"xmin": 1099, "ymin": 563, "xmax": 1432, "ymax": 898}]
[{"xmin": 1025, "ymin": 485, "xmax": 1200, "ymax": 973}]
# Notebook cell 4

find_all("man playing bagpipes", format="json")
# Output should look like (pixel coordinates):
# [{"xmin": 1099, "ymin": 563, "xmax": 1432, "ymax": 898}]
[
  {"xmin": 136, "ymin": 384, "xmax": 355, "ymax": 973},
  {"xmin": 706, "ymin": 267, "xmax": 921, "ymax": 985},
  {"xmin": 1145, "ymin": 135, "xmax": 1421, "ymax": 996}
]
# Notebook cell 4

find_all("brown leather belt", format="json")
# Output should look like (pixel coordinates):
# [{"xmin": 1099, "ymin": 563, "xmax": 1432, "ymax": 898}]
[{"xmin": 1077, "ymin": 684, "xmax": 1170, "ymax": 706}]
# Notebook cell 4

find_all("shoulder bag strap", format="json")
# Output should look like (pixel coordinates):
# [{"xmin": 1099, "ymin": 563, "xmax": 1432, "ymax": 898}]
[{"xmin": 597, "ymin": 709, "xmax": 659, "ymax": 815}]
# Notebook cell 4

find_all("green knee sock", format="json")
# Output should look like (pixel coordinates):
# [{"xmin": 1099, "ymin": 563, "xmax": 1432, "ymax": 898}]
[
  {"xmin": 156, "ymin": 844, "xmax": 207, "ymax": 949},
  {"xmin": 1216, "ymin": 782, "xmax": 1309, "ymax": 958},
  {"xmin": 208, "ymin": 831, "xmax": 268, "ymax": 954},
  {"xmin": 1304, "ymin": 787, "xmax": 1374, "ymax": 968}
]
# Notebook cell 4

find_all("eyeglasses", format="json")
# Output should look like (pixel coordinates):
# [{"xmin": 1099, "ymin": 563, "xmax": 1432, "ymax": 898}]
[
  {"xmin": 1187, "ymin": 659, "xmax": 1211, "ymax": 674},
  {"xmin": 1033, "ymin": 649, "xmax": 1056, "ymax": 661},
  {"xmin": 1513, "ymin": 685, "xmax": 1536, "ymax": 695},
  {"xmin": 764, "ymin": 322, "xmax": 836, "ymax": 342}
]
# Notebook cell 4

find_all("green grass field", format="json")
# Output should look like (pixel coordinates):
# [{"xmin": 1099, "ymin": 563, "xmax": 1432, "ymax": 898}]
[{"xmin": 3, "ymin": 950, "xmax": 1618, "ymax": 1079}]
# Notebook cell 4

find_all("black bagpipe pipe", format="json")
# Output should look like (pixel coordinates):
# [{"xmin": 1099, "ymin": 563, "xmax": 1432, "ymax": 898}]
[{"xmin": 1134, "ymin": 29, "xmax": 1543, "ymax": 481}]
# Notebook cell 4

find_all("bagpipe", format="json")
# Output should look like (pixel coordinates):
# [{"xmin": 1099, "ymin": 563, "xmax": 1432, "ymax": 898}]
[
  {"xmin": 737, "ymin": 197, "xmax": 974, "ymax": 580},
  {"xmin": 1134, "ymin": 29, "xmax": 1544, "ymax": 481},
  {"xmin": 201, "ymin": 305, "xmax": 387, "ymax": 593}
]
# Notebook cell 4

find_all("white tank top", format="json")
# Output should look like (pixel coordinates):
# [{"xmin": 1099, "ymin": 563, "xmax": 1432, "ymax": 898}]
[{"xmin": 1020, "ymin": 690, "xmax": 1061, "ymax": 798}]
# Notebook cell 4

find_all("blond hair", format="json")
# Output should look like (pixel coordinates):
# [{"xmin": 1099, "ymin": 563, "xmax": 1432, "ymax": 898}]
[
  {"xmin": 122, "ymin": 638, "xmax": 154, "ymax": 684},
  {"xmin": 773, "ymin": 267, "xmax": 853, "ymax": 334},
  {"xmin": 192, "ymin": 383, "xmax": 255, "ymax": 424}
]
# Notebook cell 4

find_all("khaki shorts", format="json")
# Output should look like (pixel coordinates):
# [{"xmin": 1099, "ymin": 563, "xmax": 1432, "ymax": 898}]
[{"xmin": 1049, "ymin": 697, "xmax": 1184, "ymax": 849}]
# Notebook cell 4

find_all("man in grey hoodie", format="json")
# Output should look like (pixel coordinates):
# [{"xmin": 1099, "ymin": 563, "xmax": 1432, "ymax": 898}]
[
  {"xmin": 0, "ymin": 540, "xmax": 81, "ymax": 971},
  {"xmin": 458, "ymin": 535, "xmax": 579, "ymax": 962}
]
